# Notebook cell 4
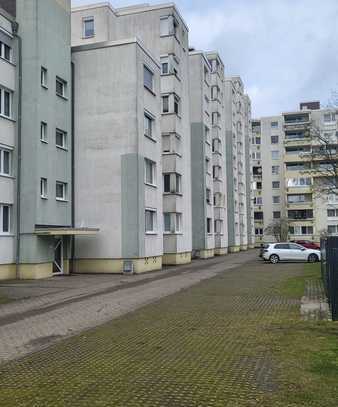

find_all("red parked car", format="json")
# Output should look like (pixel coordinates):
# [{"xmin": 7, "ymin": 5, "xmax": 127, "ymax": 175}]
[{"xmin": 294, "ymin": 240, "xmax": 320, "ymax": 250}]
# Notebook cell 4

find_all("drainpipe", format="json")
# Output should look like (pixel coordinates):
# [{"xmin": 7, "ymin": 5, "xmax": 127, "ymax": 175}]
[
  {"xmin": 13, "ymin": 22, "xmax": 22, "ymax": 280},
  {"xmin": 71, "ymin": 61, "xmax": 75, "ymax": 274}
]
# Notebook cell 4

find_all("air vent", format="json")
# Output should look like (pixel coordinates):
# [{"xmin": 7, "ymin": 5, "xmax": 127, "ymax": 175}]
[{"xmin": 123, "ymin": 261, "xmax": 134, "ymax": 275}]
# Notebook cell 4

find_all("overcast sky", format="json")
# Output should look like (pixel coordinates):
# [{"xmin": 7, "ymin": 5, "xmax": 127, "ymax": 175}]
[{"xmin": 72, "ymin": 0, "xmax": 338, "ymax": 118}]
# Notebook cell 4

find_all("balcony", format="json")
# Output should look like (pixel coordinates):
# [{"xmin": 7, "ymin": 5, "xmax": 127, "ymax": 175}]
[{"xmin": 283, "ymin": 113, "xmax": 310, "ymax": 131}]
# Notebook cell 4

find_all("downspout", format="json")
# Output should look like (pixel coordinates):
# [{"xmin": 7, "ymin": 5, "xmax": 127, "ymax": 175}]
[
  {"xmin": 71, "ymin": 61, "xmax": 75, "ymax": 274},
  {"xmin": 13, "ymin": 22, "xmax": 22, "ymax": 280}
]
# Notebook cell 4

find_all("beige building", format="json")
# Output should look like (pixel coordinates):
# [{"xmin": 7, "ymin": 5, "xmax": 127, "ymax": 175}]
[{"xmin": 253, "ymin": 101, "xmax": 338, "ymax": 245}]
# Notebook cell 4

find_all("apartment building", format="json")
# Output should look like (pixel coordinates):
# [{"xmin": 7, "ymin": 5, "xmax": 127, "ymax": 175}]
[
  {"xmin": 72, "ymin": 39, "xmax": 163, "ymax": 273},
  {"xmin": 253, "ymin": 101, "xmax": 338, "ymax": 244},
  {"xmin": 225, "ymin": 76, "xmax": 252, "ymax": 252},
  {"xmin": 71, "ymin": 2, "xmax": 192, "ymax": 266},
  {"xmin": 252, "ymin": 116, "xmax": 285, "ymax": 245},
  {"xmin": 189, "ymin": 51, "xmax": 215, "ymax": 259},
  {"xmin": 0, "ymin": 6, "xmax": 16, "ymax": 279},
  {"xmin": 206, "ymin": 52, "xmax": 228, "ymax": 255}
]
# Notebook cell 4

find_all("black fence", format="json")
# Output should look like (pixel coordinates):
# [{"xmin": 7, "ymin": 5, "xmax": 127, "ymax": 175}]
[{"xmin": 321, "ymin": 237, "xmax": 338, "ymax": 321}]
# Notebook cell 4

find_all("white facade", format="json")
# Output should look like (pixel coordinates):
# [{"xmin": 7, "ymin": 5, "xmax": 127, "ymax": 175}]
[
  {"xmin": 0, "ymin": 9, "xmax": 16, "ymax": 279},
  {"xmin": 225, "ymin": 76, "xmax": 252, "ymax": 251},
  {"xmin": 72, "ymin": 39, "xmax": 163, "ymax": 273},
  {"xmin": 71, "ymin": 2, "xmax": 192, "ymax": 265}
]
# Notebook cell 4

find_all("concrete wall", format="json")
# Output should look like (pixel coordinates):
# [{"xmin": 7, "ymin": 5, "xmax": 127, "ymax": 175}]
[
  {"xmin": 16, "ymin": 0, "xmax": 72, "ymax": 267},
  {"xmin": 71, "ymin": 3, "xmax": 192, "ymax": 263},
  {"xmin": 72, "ymin": 40, "xmax": 163, "ymax": 269},
  {"xmin": 0, "ymin": 10, "xmax": 16, "ymax": 277}
]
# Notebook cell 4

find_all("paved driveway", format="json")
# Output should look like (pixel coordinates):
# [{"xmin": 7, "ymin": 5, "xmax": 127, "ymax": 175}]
[{"xmin": 0, "ymin": 250, "xmax": 257, "ymax": 363}]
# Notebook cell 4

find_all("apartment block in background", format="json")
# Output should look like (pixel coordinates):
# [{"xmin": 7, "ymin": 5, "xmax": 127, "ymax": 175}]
[
  {"xmin": 206, "ymin": 52, "xmax": 228, "ymax": 255},
  {"xmin": 254, "ymin": 102, "xmax": 338, "ymax": 244},
  {"xmin": 189, "ymin": 51, "xmax": 215, "ymax": 259},
  {"xmin": 225, "ymin": 76, "xmax": 252, "ymax": 252},
  {"xmin": 0, "ymin": 6, "xmax": 16, "ymax": 280},
  {"xmin": 72, "ymin": 39, "xmax": 163, "ymax": 273},
  {"xmin": 251, "ymin": 117, "xmax": 285, "ymax": 246},
  {"xmin": 71, "ymin": 2, "xmax": 192, "ymax": 266}
]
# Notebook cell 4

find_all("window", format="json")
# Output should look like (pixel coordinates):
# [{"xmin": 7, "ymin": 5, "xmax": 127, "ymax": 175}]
[
  {"xmin": 324, "ymin": 113, "xmax": 336, "ymax": 123},
  {"xmin": 40, "ymin": 178, "xmax": 48, "ymax": 199},
  {"xmin": 272, "ymin": 196, "xmax": 280, "ymax": 204},
  {"xmin": 41, "ymin": 67, "xmax": 47, "ymax": 87},
  {"xmin": 160, "ymin": 16, "xmax": 170, "ymax": 36},
  {"xmin": 0, "ymin": 148, "xmax": 11, "ymax": 175},
  {"xmin": 255, "ymin": 228, "xmax": 263, "ymax": 236},
  {"xmin": 145, "ymin": 159, "xmax": 156, "ymax": 186},
  {"xmin": 40, "ymin": 122, "xmax": 47, "ymax": 142},
  {"xmin": 272, "ymin": 165, "xmax": 280, "ymax": 175},
  {"xmin": 327, "ymin": 209, "xmax": 338, "ymax": 217},
  {"xmin": 163, "ymin": 173, "xmax": 181, "ymax": 194},
  {"xmin": 254, "ymin": 212, "xmax": 264, "ymax": 220},
  {"xmin": 144, "ymin": 66, "xmax": 154, "ymax": 92},
  {"xmin": 287, "ymin": 194, "xmax": 312, "ymax": 203},
  {"xmin": 328, "ymin": 225, "xmax": 338, "ymax": 235},
  {"xmin": 0, "ymin": 88, "xmax": 12, "ymax": 118},
  {"xmin": 212, "ymin": 112, "xmax": 219, "ymax": 126},
  {"xmin": 0, "ymin": 42, "xmax": 12, "ymax": 62},
  {"xmin": 206, "ymin": 188, "xmax": 211, "ymax": 204},
  {"xmin": 56, "ymin": 77, "xmax": 67, "ymax": 98},
  {"xmin": 162, "ymin": 96, "xmax": 169, "ymax": 113},
  {"xmin": 271, "ymin": 150, "xmax": 280, "ymax": 160},
  {"xmin": 174, "ymin": 95, "xmax": 180, "ymax": 115},
  {"xmin": 272, "ymin": 181, "xmax": 280, "ymax": 189},
  {"xmin": 162, "ymin": 62, "xmax": 169, "ymax": 75},
  {"xmin": 145, "ymin": 209, "xmax": 157, "ymax": 233},
  {"xmin": 275, "ymin": 244, "xmax": 289, "ymax": 250},
  {"xmin": 271, "ymin": 135, "xmax": 279, "ymax": 144},
  {"xmin": 289, "ymin": 226, "xmax": 313, "ymax": 235},
  {"xmin": 287, "ymin": 178, "xmax": 312, "ymax": 187},
  {"xmin": 273, "ymin": 211, "xmax": 281, "ymax": 219},
  {"xmin": 144, "ymin": 112, "xmax": 154, "ymax": 140},
  {"xmin": 252, "ymin": 151, "xmax": 261, "ymax": 160},
  {"xmin": 271, "ymin": 121, "xmax": 278, "ymax": 128},
  {"xmin": 0, "ymin": 204, "xmax": 11, "ymax": 234},
  {"xmin": 56, "ymin": 129, "xmax": 67, "ymax": 149},
  {"xmin": 163, "ymin": 212, "xmax": 182, "ymax": 233},
  {"xmin": 205, "ymin": 158, "xmax": 211, "ymax": 174},
  {"xmin": 205, "ymin": 126, "xmax": 211, "ymax": 144},
  {"xmin": 215, "ymin": 219, "xmax": 223, "ymax": 234},
  {"xmin": 255, "ymin": 137, "xmax": 261, "ymax": 145},
  {"xmin": 56, "ymin": 181, "xmax": 67, "ymax": 201},
  {"xmin": 254, "ymin": 197, "xmax": 263, "ymax": 205},
  {"xmin": 83, "ymin": 16, "xmax": 94, "ymax": 38},
  {"xmin": 207, "ymin": 218, "xmax": 212, "ymax": 234}
]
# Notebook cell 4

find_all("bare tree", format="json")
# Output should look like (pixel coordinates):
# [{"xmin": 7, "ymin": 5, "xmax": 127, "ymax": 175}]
[
  {"xmin": 264, "ymin": 218, "xmax": 289, "ymax": 242},
  {"xmin": 301, "ymin": 117, "xmax": 338, "ymax": 197}
]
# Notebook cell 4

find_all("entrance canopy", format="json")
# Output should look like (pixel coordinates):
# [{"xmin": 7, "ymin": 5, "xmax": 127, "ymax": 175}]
[{"xmin": 35, "ymin": 227, "xmax": 99, "ymax": 236}]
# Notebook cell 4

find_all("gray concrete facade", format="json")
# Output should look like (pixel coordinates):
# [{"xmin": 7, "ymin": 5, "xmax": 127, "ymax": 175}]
[{"xmin": 72, "ymin": 39, "xmax": 163, "ymax": 273}]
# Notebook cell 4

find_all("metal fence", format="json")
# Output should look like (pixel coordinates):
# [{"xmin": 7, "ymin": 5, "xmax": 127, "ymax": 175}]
[{"xmin": 321, "ymin": 237, "xmax": 338, "ymax": 321}]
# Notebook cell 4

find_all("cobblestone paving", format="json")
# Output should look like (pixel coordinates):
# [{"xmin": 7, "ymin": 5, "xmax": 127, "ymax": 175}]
[
  {"xmin": 0, "ymin": 251, "xmax": 256, "ymax": 363},
  {"xmin": 0, "ymin": 259, "xmax": 306, "ymax": 406}
]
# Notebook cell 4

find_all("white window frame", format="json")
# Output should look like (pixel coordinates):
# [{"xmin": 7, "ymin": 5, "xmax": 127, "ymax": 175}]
[
  {"xmin": 163, "ymin": 212, "xmax": 182, "ymax": 234},
  {"xmin": 56, "ymin": 181, "xmax": 67, "ymax": 201},
  {"xmin": 145, "ymin": 208, "xmax": 157, "ymax": 234},
  {"xmin": 144, "ymin": 111, "xmax": 155, "ymax": 140},
  {"xmin": 271, "ymin": 150, "xmax": 280, "ymax": 160},
  {"xmin": 0, "ymin": 148, "xmax": 11, "ymax": 176},
  {"xmin": 41, "ymin": 67, "xmax": 48, "ymax": 88},
  {"xmin": 143, "ymin": 65, "xmax": 154, "ymax": 92},
  {"xmin": 56, "ymin": 128, "xmax": 67, "ymax": 149},
  {"xmin": 0, "ymin": 88, "xmax": 12, "ymax": 119},
  {"xmin": 0, "ymin": 204, "xmax": 11, "ymax": 234},
  {"xmin": 144, "ymin": 158, "xmax": 156, "ymax": 186},
  {"xmin": 40, "ymin": 122, "xmax": 48, "ymax": 143},
  {"xmin": 56, "ymin": 77, "xmax": 67, "ymax": 98},
  {"xmin": 40, "ymin": 178, "xmax": 48, "ymax": 199},
  {"xmin": 0, "ymin": 42, "xmax": 12, "ymax": 62},
  {"xmin": 83, "ymin": 16, "xmax": 95, "ymax": 38}
]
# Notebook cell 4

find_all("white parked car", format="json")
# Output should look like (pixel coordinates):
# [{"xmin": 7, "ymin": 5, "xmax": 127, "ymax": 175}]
[{"xmin": 262, "ymin": 242, "xmax": 321, "ymax": 264}]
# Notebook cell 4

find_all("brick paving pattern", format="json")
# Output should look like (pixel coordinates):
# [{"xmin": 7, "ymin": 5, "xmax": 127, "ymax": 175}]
[{"xmin": 0, "ymin": 256, "xmax": 306, "ymax": 406}]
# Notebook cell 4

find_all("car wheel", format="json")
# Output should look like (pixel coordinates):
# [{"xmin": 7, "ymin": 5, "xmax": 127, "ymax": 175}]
[
  {"xmin": 269, "ymin": 254, "xmax": 279, "ymax": 264},
  {"xmin": 308, "ymin": 254, "xmax": 319, "ymax": 263}
]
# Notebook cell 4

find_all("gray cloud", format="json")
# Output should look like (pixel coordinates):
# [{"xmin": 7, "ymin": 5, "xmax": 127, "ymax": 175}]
[{"xmin": 72, "ymin": 0, "xmax": 338, "ymax": 117}]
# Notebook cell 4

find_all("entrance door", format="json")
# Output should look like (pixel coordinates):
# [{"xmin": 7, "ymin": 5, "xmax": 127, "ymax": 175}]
[{"xmin": 53, "ymin": 238, "xmax": 63, "ymax": 274}]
